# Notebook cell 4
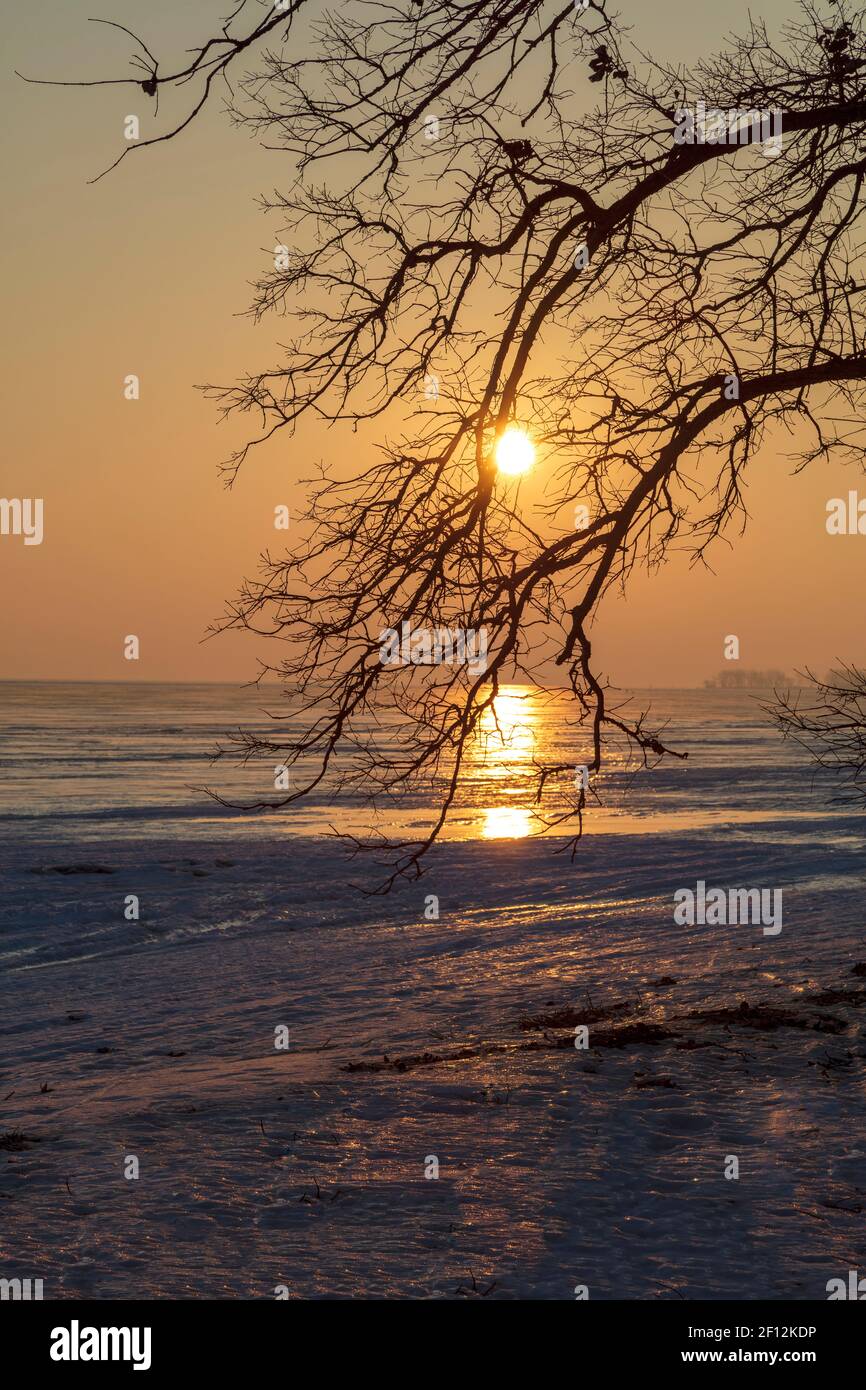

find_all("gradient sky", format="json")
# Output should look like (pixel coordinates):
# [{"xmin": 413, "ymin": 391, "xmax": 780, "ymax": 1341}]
[{"xmin": 2, "ymin": 0, "xmax": 862, "ymax": 686}]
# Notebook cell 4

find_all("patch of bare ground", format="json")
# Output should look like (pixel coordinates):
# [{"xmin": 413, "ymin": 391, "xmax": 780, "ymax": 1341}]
[
  {"xmin": 340, "ymin": 975, "xmax": 866, "ymax": 1074},
  {"xmin": 680, "ymin": 999, "xmax": 848, "ymax": 1034},
  {"xmin": 0, "ymin": 1130, "xmax": 41, "ymax": 1152}
]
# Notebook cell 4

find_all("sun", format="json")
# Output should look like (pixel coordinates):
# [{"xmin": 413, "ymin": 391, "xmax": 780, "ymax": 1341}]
[{"xmin": 494, "ymin": 425, "xmax": 535, "ymax": 477}]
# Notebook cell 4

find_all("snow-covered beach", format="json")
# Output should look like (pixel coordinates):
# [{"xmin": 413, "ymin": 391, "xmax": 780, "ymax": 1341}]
[{"xmin": 2, "ymin": 684, "xmax": 865, "ymax": 1299}]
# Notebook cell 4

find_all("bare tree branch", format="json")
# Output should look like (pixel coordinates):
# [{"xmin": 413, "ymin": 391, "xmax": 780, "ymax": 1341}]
[{"xmin": 44, "ymin": 1, "xmax": 866, "ymax": 883}]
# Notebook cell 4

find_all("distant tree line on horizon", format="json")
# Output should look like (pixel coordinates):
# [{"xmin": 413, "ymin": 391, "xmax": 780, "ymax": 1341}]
[{"xmin": 704, "ymin": 669, "xmax": 790, "ymax": 689}]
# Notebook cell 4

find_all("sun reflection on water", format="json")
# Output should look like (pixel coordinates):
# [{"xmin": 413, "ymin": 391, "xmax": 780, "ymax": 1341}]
[
  {"xmin": 477, "ymin": 690, "xmax": 538, "ymax": 765},
  {"xmin": 482, "ymin": 806, "xmax": 533, "ymax": 839},
  {"xmin": 473, "ymin": 687, "xmax": 539, "ymax": 838}
]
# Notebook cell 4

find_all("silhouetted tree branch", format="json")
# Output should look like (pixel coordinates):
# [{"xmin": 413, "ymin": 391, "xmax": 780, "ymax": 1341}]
[
  {"xmin": 45, "ymin": 1, "xmax": 866, "ymax": 884},
  {"xmin": 767, "ymin": 665, "xmax": 866, "ymax": 803}
]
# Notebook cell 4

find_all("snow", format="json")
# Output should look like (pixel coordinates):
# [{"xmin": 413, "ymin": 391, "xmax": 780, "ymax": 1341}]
[{"xmin": 2, "ymin": 823, "xmax": 865, "ymax": 1299}]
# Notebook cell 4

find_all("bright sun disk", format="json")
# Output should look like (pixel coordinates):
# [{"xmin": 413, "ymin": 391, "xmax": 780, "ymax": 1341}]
[{"xmin": 494, "ymin": 425, "xmax": 535, "ymax": 477}]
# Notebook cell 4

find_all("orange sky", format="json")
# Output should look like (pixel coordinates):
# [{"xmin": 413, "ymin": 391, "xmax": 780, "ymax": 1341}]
[{"xmin": 2, "ymin": 0, "xmax": 862, "ymax": 686}]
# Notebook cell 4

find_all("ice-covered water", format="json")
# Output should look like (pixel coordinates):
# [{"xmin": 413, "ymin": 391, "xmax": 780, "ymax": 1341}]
[{"xmin": 0, "ymin": 680, "xmax": 852, "ymax": 846}]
